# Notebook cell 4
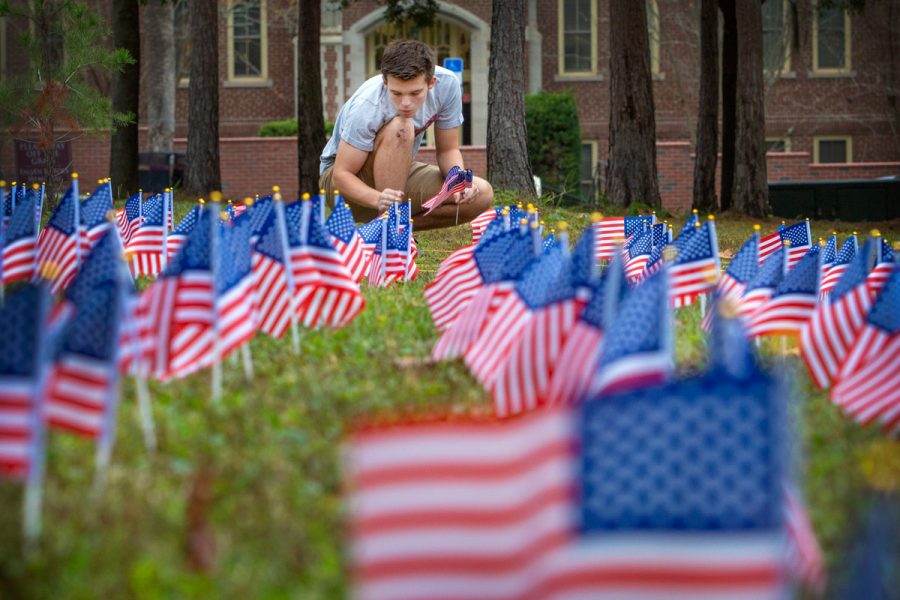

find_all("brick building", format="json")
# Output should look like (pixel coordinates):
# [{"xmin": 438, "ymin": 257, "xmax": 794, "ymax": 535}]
[{"xmin": 1, "ymin": 0, "xmax": 898, "ymax": 208}]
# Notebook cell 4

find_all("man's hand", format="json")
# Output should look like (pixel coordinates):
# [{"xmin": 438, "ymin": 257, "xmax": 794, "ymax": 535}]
[
  {"xmin": 451, "ymin": 182, "xmax": 480, "ymax": 205},
  {"xmin": 377, "ymin": 188, "xmax": 404, "ymax": 212}
]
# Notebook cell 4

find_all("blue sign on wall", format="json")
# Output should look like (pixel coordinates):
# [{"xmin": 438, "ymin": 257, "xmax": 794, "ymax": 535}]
[{"xmin": 443, "ymin": 58, "xmax": 464, "ymax": 86}]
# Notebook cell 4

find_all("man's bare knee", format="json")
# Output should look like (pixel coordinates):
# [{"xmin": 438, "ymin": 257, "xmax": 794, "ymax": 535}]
[{"xmin": 375, "ymin": 117, "xmax": 415, "ymax": 150}]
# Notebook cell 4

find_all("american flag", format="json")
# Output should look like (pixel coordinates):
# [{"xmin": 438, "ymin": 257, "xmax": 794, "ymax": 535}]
[
  {"xmin": 357, "ymin": 216, "xmax": 386, "ymax": 279},
  {"xmin": 0, "ymin": 284, "xmax": 50, "ymax": 480},
  {"xmin": 326, "ymin": 195, "xmax": 369, "ymax": 283},
  {"xmin": 745, "ymin": 246, "xmax": 820, "ymax": 338},
  {"xmin": 820, "ymin": 234, "xmax": 838, "ymax": 268},
  {"xmin": 593, "ymin": 215, "xmax": 654, "ymax": 261},
  {"xmin": 652, "ymin": 221, "xmax": 672, "ymax": 249},
  {"xmin": 819, "ymin": 235, "xmax": 857, "ymax": 296},
  {"xmin": 125, "ymin": 193, "xmax": 166, "ymax": 278},
  {"xmin": 701, "ymin": 231, "xmax": 759, "ymax": 331},
  {"xmin": 422, "ymin": 166, "xmax": 471, "ymax": 215},
  {"xmin": 800, "ymin": 238, "xmax": 883, "ymax": 389},
  {"xmin": 310, "ymin": 191, "xmax": 327, "ymax": 225},
  {"xmin": 346, "ymin": 367, "xmax": 790, "ymax": 599},
  {"xmin": 591, "ymin": 269, "xmax": 673, "ymax": 396},
  {"xmin": 669, "ymin": 219, "xmax": 720, "ymax": 308},
  {"xmin": 623, "ymin": 227, "xmax": 654, "ymax": 283},
  {"xmin": 167, "ymin": 203, "xmax": 203, "ymax": 257},
  {"xmin": 470, "ymin": 206, "xmax": 501, "ymax": 244},
  {"xmin": 116, "ymin": 192, "xmax": 143, "ymax": 245},
  {"xmin": 148, "ymin": 208, "xmax": 215, "ymax": 380},
  {"xmin": 247, "ymin": 195, "xmax": 274, "ymax": 246},
  {"xmin": 780, "ymin": 221, "xmax": 812, "ymax": 270},
  {"xmin": 738, "ymin": 248, "xmax": 785, "ymax": 320},
  {"xmin": 295, "ymin": 214, "xmax": 365, "ymax": 329},
  {"xmin": 214, "ymin": 214, "xmax": 258, "ymax": 358},
  {"xmin": 250, "ymin": 204, "xmax": 297, "ymax": 338},
  {"xmin": 36, "ymin": 185, "xmax": 80, "ymax": 294},
  {"xmin": 831, "ymin": 264, "xmax": 900, "ymax": 435},
  {"xmin": 489, "ymin": 245, "xmax": 585, "ymax": 417},
  {"xmin": 424, "ymin": 240, "xmax": 488, "ymax": 332},
  {"xmin": 45, "ymin": 284, "xmax": 121, "ymax": 438},
  {"xmin": 2, "ymin": 189, "xmax": 38, "ymax": 285},
  {"xmin": 782, "ymin": 484, "xmax": 826, "ymax": 592},
  {"xmin": 757, "ymin": 223, "xmax": 786, "ymax": 265},
  {"xmin": 463, "ymin": 227, "xmax": 550, "ymax": 388},
  {"xmin": 367, "ymin": 205, "xmax": 417, "ymax": 288},
  {"xmin": 679, "ymin": 209, "xmax": 699, "ymax": 236},
  {"xmin": 79, "ymin": 183, "xmax": 114, "ymax": 254},
  {"xmin": 878, "ymin": 238, "xmax": 894, "ymax": 264},
  {"xmin": 432, "ymin": 229, "xmax": 535, "ymax": 361}
]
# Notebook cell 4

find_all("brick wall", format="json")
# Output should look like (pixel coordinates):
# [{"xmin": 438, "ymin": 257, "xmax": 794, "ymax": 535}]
[{"xmin": 3, "ymin": 136, "xmax": 895, "ymax": 213}]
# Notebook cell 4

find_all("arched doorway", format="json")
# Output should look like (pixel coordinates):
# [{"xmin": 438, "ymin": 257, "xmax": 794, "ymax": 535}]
[{"xmin": 366, "ymin": 19, "xmax": 472, "ymax": 145}]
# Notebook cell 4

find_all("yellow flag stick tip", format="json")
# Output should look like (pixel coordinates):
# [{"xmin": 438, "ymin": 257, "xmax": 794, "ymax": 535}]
[
  {"xmin": 272, "ymin": 185, "xmax": 281, "ymax": 192},
  {"xmin": 0, "ymin": 180, "xmax": 5, "ymax": 186},
  {"xmin": 530, "ymin": 220, "xmax": 539, "ymax": 229},
  {"xmin": 244, "ymin": 197, "xmax": 254, "ymax": 207},
  {"xmin": 301, "ymin": 192, "xmax": 311, "ymax": 200},
  {"xmin": 707, "ymin": 214, "xmax": 715, "ymax": 221},
  {"xmin": 892, "ymin": 241, "xmax": 900, "ymax": 251},
  {"xmin": 220, "ymin": 211, "xmax": 231, "ymax": 221},
  {"xmin": 557, "ymin": 221, "xmax": 568, "ymax": 232},
  {"xmin": 106, "ymin": 210, "xmax": 117, "ymax": 222},
  {"xmin": 591, "ymin": 212, "xmax": 603, "ymax": 222},
  {"xmin": 501, "ymin": 206, "xmax": 510, "ymax": 215},
  {"xmin": 870, "ymin": 229, "xmax": 881, "ymax": 237},
  {"xmin": 853, "ymin": 231, "xmax": 858, "ymax": 236},
  {"xmin": 319, "ymin": 188, "xmax": 326, "ymax": 194},
  {"xmin": 273, "ymin": 192, "xmax": 283, "ymax": 202},
  {"xmin": 692, "ymin": 208, "xmax": 698, "ymax": 214},
  {"xmin": 209, "ymin": 191, "xmax": 223, "ymax": 202},
  {"xmin": 694, "ymin": 220, "xmax": 701, "ymax": 228},
  {"xmin": 333, "ymin": 189, "xmax": 340, "ymax": 195},
  {"xmin": 71, "ymin": 173, "xmax": 78, "ymax": 179},
  {"xmin": 783, "ymin": 239, "xmax": 792, "ymax": 247},
  {"xmin": 198, "ymin": 198, "xmax": 206, "ymax": 205},
  {"xmin": 520, "ymin": 218, "xmax": 528, "ymax": 225},
  {"xmin": 33, "ymin": 183, "xmax": 41, "ymax": 190},
  {"xmin": 753, "ymin": 224, "xmax": 761, "ymax": 231}
]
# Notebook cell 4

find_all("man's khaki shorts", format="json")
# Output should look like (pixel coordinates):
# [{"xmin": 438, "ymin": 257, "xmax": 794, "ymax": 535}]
[{"xmin": 319, "ymin": 159, "xmax": 445, "ymax": 223}]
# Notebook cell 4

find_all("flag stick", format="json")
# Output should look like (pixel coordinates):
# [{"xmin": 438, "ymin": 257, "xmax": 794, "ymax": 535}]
[
  {"xmin": 405, "ymin": 214, "xmax": 413, "ymax": 283},
  {"xmin": 240, "ymin": 344, "xmax": 254, "ymax": 381},
  {"xmin": 210, "ymin": 194, "xmax": 223, "ymax": 405},
  {"xmin": 24, "ymin": 287, "xmax": 51, "ymax": 552},
  {"xmin": 160, "ymin": 189, "xmax": 170, "ymax": 272},
  {"xmin": 380, "ymin": 208, "xmax": 388, "ymax": 282},
  {"xmin": 273, "ymin": 189, "xmax": 301, "ymax": 354},
  {"xmin": 72, "ymin": 174, "xmax": 81, "ymax": 270}
]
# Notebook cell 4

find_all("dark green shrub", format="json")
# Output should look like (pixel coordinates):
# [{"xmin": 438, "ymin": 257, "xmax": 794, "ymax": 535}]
[
  {"xmin": 524, "ymin": 91, "xmax": 581, "ymax": 195},
  {"xmin": 258, "ymin": 118, "xmax": 334, "ymax": 138}
]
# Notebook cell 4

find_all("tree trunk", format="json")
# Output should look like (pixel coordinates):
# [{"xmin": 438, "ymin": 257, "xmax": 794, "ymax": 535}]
[
  {"xmin": 606, "ymin": 0, "xmax": 660, "ymax": 208},
  {"xmin": 297, "ymin": 0, "xmax": 325, "ymax": 197},
  {"xmin": 183, "ymin": 0, "xmax": 220, "ymax": 197},
  {"xmin": 732, "ymin": 0, "xmax": 768, "ymax": 217},
  {"xmin": 692, "ymin": 0, "xmax": 719, "ymax": 213},
  {"xmin": 143, "ymin": 1, "xmax": 175, "ymax": 154},
  {"xmin": 719, "ymin": 0, "xmax": 737, "ymax": 211},
  {"xmin": 109, "ymin": 0, "xmax": 140, "ymax": 197},
  {"xmin": 487, "ymin": 0, "xmax": 535, "ymax": 197}
]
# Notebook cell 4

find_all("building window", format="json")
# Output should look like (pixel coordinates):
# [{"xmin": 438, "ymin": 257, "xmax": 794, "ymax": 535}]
[
  {"xmin": 228, "ymin": 0, "xmax": 268, "ymax": 83},
  {"xmin": 813, "ymin": 4, "xmax": 850, "ymax": 73},
  {"xmin": 765, "ymin": 137, "xmax": 791, "ymax": 153},
  {"xmin": 647, "ymin": 0, "xmax": 660, "ymax": 76},
  {"xmin": 814, "ymin": 136, "xmax": 852, "ymax": 163},
  {"xmin": 321, "ymin": 0, "xmax": 342, "ymax": 33},
  {"xmin": 762, "ymin": 0, "xmax": 790, "ymax": 73},
  {"xmin": 580, "ymin": 141, "xmax": 599, "ymax": 200},
  {"xmin": 558, "ymin": 0, "xmax": 597, "ymax": 76}
]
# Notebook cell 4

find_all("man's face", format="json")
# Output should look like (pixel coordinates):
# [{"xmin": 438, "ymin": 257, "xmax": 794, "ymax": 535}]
[{"xmin": 384, "ymin": 74, "xmax": 436, "ymax": 118}]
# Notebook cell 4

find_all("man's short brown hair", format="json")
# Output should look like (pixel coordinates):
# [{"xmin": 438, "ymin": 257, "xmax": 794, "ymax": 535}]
[{"xmin": 380, "ymin": 40, "xmax": 435, "ymax": 82}]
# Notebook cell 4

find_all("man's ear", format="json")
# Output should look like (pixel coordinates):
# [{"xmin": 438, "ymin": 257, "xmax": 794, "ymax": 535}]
[{"xmin": 428, "ymin": 76, "xmax": 437, "ymax": 89}]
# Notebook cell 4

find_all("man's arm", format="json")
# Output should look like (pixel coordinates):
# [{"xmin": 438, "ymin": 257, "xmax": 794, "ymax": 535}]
[{"xmin": 434, "ymin": 127, "xmax": 464, "ymax": 177}]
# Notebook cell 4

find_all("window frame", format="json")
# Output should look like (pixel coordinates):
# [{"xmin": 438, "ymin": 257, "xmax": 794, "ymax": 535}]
[
  {"xmin": 580, "ymin": 140, "xmax": 599, "ymax": 200},
  {"xmin": 762, "ymin": 0, "xmax": 791, "ymax": 74},
  {"xmin": 557, "ymin": 0, "xmax": 598, "ymax": 77},
  {"xmin": 226, "ymin": 0, "xmax": 269, "ymax": 85},
  {"xmin": 812, "ymin": 3, "xmax": 851, "ymax": 74},
  {"xmin": 647, "ymin": 0, "xmax": 660, "ymax": 77},
  {"xmin": 765, "ymin": 137, "xmax": 792, "ymax": 153},
  {"xmin": 813, "ymin": 136, "xmax": 853, "ymax": 164}
]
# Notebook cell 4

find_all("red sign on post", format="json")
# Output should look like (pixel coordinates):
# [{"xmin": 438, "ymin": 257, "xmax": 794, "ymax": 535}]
[{"xmin": 14, "ymin": 139, "xmax": 72, "ymax": 182}]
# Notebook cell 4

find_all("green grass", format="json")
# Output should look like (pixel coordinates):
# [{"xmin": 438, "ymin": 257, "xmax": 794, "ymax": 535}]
[{"xmin": 1, "ymin": 197, "xmax": 898, "ymax": 598}]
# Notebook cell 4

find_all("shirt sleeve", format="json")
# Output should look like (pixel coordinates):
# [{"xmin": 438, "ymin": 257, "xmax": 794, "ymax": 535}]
[
  {"xmin": 338, "ymin": 98, "xmax": 382, "ymax": 153},
  {"xmin": 435, "ymin": 75, "xmax": 464, "ymax": 130}
]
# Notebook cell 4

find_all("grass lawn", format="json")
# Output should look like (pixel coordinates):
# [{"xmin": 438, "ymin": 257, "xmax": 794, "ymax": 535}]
[{"xmin": 1, "ymin": 195, "xmax": 898, "ymax": 598}]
